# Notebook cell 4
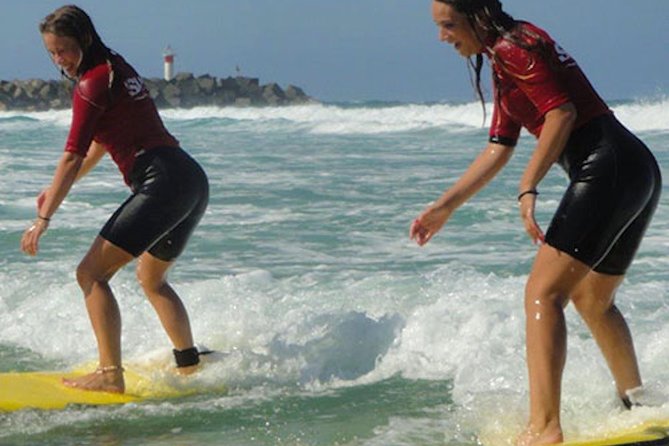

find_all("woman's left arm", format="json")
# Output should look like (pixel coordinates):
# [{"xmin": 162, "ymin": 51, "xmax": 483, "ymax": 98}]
[
  {"xmin": 21, "ymin": 151, "xmax": 84, "ymax": 255},
  {"xmin": 518, "ymin": 103, "xmax": 577, "ymax": 244}
]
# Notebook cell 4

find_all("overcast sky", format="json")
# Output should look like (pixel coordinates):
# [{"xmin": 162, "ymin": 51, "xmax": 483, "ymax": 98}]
[{"xmin": 2, "ymin": 1, "xmax": 667, "ymax": 103}]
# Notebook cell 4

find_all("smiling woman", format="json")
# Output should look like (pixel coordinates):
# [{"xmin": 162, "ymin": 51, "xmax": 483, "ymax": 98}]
[
  {"xmin": 42, "ymin": 34, "xmax": 82, "ymax": 77},
  {"xmin": 431, "ymin": 1, "xmax": 483, "ymax": 58},
  {"xmin": 20, "ymin": 4, "xmax": 211, "ymax": 394},
  {"xmin": 410, "ymin": 1, "xmax": 663, "ymax": 445},
  {"xmin": 38, "ymin": 6, "xmax": 109, "ymax": 79}
]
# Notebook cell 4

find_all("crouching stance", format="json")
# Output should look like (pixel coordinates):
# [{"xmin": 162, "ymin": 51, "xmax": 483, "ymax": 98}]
[{"xmin": 21, "ymin": 5, "xmax": 210, "ymax": 393}]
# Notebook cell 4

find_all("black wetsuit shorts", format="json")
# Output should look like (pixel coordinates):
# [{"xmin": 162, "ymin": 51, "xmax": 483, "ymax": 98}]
[
  {"xmin": 545, "ymin": 114, "xmax": 661, "ymax": 275},
  {"xmin": 100, "ymin": 147, "xmax": 209, "ymax": 261}
]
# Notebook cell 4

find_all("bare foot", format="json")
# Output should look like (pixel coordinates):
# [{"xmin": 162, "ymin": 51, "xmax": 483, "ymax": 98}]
[
  {"xmin": 62, "ymin": 365, "xmax": 125, "ymax": 393},
  {"xmin": 516, "ymin": 424, "xmax": 563, "ymax": 446}
]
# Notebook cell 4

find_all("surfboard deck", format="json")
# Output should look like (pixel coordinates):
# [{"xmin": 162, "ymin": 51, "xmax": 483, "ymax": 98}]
[
  {"xmin": 0, "ymin": 361, "xmax": 225, "ymax": 412},
  {"xmin": 0, "ymin": 371, "xmax": 139, "ymax": 411},
  {"xmin": 561, "ymin": 420, "xmax": 669, "ymax": 446}
]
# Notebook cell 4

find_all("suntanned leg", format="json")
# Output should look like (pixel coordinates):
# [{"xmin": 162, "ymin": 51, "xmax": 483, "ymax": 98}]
[
  {"xmin": 136, "ymin": 252, "xmax": 199, "ymax": 374},
  {"xmin": 63, "ymin": 236, "xmax": 134, "ymax": 393},
  {"xmin": 518, "ymin": 245, "xmax": 591, "ymax": 446},
  {"xmin": 571, "ymin": 272, "xmax": 642, "ymax": 398}
]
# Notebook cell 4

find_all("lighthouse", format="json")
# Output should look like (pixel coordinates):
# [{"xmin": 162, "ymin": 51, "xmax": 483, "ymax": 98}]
[{"xmin": 163, "ymin": 45, "xmax": 175, "ymax": 81}]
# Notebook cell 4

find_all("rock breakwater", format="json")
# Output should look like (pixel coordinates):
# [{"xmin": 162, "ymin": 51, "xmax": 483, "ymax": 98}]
[{"xmin": 0, "ymin": 73, "xmax": 313, "ymax": 111}]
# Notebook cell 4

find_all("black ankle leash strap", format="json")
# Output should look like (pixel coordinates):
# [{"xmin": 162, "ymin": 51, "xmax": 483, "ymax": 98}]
[{"xmin": 173, "ymin": 347, "xmax": 214, "ymax": 368}]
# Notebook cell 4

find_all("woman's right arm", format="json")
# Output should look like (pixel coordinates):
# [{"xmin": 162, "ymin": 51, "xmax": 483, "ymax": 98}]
[
  {"xmin": 37, "ymin": 141, "xmax": 106, "ymax": 211},
  {"xmin": 21, "ymin": 151, "xmax": 84, "ymax": 255},
  {"xmin": 410, "ymin": 142, "xmax": 514, "ymax": 246},
  {"xmin": 25, "ymin": 69, "xmax": 110, "ymax": 255}
]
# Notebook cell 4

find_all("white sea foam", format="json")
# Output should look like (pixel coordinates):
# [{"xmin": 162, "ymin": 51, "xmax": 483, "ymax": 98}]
[
  {"xmin": 3, "ymin": 260, "xmax": 666, "ymax": 443},
  {"xmin": 1, "ymin": 94, "xmax": 667, "ymax": 444},
  {"xmin": 3, "ymin": 96, "xmax": 666, "ymax": 136},
  {"xmin": 157, "ymin": 96, "xmax": 669, "ymax": 135},
  {"xmin": 0, "ymin": 108, "xmax": 73, "ymax": 129},
  {"xmin": 612, "ymin": 96, "xmax": 669, "ymax": 133},
  {"xmin": 159, "ymin": 102, "xmax": 489, "ymax": 135}
]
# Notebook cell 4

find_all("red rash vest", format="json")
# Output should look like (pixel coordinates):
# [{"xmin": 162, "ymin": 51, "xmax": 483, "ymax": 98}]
[
  {"xmin": 65, "ymin": 53, "xmax": 179, "ymax": 185},
  {"xmin": 487, "ymin": 22, "xmax": 611, "ymax": 146}
]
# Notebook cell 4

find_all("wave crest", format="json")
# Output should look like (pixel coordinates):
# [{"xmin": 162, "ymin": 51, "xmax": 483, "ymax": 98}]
[{"xmin": 2, "ymin": 96, "xmax": 667, "ymax": 135}]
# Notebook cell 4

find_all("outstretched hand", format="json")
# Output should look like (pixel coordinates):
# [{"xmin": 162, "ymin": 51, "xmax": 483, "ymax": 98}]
[
  {"xmin": 21, "ymin": 219, "xmax": 49, "ymax": 256},
  {"xmin": 22, "ymin": 188, "xmax": 51, "ymax": 256},
  {"xmin": 409, "ymin": 204, "xmax": 452, "ymax": 246}
]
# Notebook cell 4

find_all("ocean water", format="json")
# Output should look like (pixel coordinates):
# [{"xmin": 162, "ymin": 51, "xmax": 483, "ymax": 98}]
[{"xmin": 1, "ymin": 97, "xmax": 668, "ymax": 445}]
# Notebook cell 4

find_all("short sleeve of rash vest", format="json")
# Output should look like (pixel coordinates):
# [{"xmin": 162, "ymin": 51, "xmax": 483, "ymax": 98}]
[
  {"xmin": 496, "ymin": 41, "xmax": 571, "ymax": 117},
  {"xmin": 489, "ymin": 101, "xmax": 522, "ymax": 146},
  {"xmin": 64, "ymin": 64, "xmax": 111, "ymax": 157},
  {"xmin": 488, "ymin": 37, "xmax": 573, "ymax": 145}
]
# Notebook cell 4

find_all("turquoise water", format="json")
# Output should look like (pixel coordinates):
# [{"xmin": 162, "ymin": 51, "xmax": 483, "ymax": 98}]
[{"xmin": 1, "ymin": 98, "xmax": 668, "ymax": 445}]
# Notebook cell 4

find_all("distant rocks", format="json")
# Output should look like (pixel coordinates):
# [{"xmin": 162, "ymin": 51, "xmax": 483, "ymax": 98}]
[
  {"xmin": 0, "ymin": 73, "xmax": 314, "ymax": 111},
  {"xmin": 0, "ymin": 78, "xmax": 73, "ymax": 111}
]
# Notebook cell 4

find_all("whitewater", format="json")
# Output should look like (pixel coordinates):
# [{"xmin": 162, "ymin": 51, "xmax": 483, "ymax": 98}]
[{"xmin": 1, "ymin": 97, "xmax": 668, "ymax": 445}]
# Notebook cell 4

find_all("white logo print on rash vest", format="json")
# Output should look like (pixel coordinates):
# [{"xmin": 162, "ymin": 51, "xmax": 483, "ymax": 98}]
[{"xmin": 124, "ymin": 76, "xmax": 148, "ymax": 100}]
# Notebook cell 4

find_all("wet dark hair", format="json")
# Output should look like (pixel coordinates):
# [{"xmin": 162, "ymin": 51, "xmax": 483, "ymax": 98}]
[
  {"xmin": 435, "ymin": 0, "xmax": 555, "ymax": 119},
  {"xmin": 39, "ymin": 5, "xmax": 111, "ymax": 77}
]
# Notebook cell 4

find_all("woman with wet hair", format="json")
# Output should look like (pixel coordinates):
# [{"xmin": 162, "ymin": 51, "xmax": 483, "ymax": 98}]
[
  {"xmin": 410, "ymin": 0, "xmax": 661, "ymax": 444},
  {"xmin": 21, "ymin": 5, "xmax": 210, "ymax": 393}
]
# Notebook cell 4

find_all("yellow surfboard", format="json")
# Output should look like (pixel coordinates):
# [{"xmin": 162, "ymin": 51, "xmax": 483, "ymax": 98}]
[
  {"xmin": 0, "ymin": 362, "xmax": 225, "ymax": 412},
  {"xmin": 561, "ymin": 419, "xmax": 669, "ymax": 446}
]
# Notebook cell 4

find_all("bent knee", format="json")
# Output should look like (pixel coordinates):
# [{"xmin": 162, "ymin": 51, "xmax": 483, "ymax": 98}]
[
  {"xmin": 524, "ymin": 281, "xmax": 569, "ymax": 311},
  {"xmin": 136, "ymin": 265, "xmax": 166, "ymax": 294},
  {"xmin": 572, "ymin": 295, "xmax": 616, "ymax": 320},
  {"xmin": 76, "ymin": 260, "xmax": 112, "ymax": 293}
]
